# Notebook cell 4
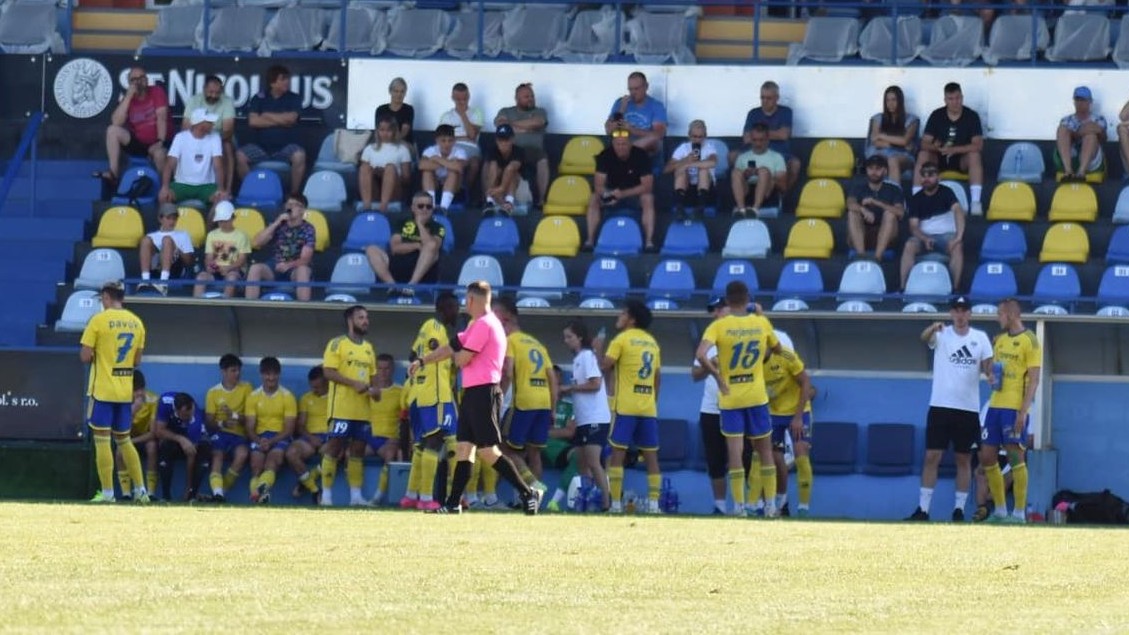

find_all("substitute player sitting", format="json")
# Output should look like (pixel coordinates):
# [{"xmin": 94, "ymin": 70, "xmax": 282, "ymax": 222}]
[
  {"xmin": 119, "ymin": 370, "xmax": 159, "ymax": 500},
  {"xmin": 366, "ymin": 353, "xmax": 403, "ymax": 505},
  {"xmin": 154, "ymin": 392, "xmax": 209, "ymax": 501},
  {"xmin": 205, "ymin": 353, "xmax": 253, "ymax": 502},
  {"xmin": 246, "ymin": 356, "xmax": 297, "ymax": 504},
  {"xmin": 288, "ymin": 365, "xmax": 328, "ymax": 503}
]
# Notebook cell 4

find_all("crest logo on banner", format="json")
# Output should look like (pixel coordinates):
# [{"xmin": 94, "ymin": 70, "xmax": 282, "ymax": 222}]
[{"xmin": 53, "ymin": 58, "xmax": 113, "ymax": 119}]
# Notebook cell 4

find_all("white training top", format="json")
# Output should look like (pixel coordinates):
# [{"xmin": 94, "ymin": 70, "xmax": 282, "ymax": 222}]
[
  {"xmin": 421, "ymin": 144, "xmax": 469, "ymax": 179},
  {"xmin": 670, "ymin": 141, "xmax": 718, "ymax": 186},
  {"xmin": 570, "ymin": 348, "xmax": 610, "ymax": 425},
  {"xmin": 169, "ymin": 130, "xmax": 222, "ymax": 186},
  {"xmin": 928, "ymin": 325, "xmax": 992, "ymax": 412},
  {"xmin": 361, "ymin": 142, "xmax": 411, "ymax": 173},
  {"xmin": 693, "ymin": 344, "xmax": 720, "ymax": 415}
]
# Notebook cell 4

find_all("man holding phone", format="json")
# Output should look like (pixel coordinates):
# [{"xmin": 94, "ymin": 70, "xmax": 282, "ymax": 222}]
[
  {"xmin": 583, "ymin": 129, "xmax": 657, "ymax": 253},
  {"xmin": 664, "ymin": 120, "xmax": 718, "ymax": 220},
  {"xmin": 729, "ymin": 123, "xmax": 786, "ymax": 219}
]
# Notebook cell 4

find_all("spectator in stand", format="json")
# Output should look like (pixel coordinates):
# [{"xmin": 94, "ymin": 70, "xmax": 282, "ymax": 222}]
[
  {"xmin": 1117, "ymin": 95, "xmax": 1129, "ymax": 177},
  {"xmin": 1055, "ymin": 86, "xmax": 1107, "ymax": 182},
  {"xmin": 438, "ymin": 83, "xmax": 484, "ymax": 196},
  {"xmin": 365, "ymin": 191, "xmax": 445, "ymax": 297},
  {"xmin": 481, "ymin": 124, "xmax": 523, "ymax": 217},
  {"xmin": 583, "ymin": 130, "xmax": 657, "ymax": 252},
  {"xmin": 160, "ymin": 109, "xmax": 226, "ymax": 205},
  {"xmin": 194, "ymin": 201, "xmax": 250, "ymax": 298},
  {"xmin": 663, "ymin": 119, "xmax": 718, "ymax": 220},
  {"xmin": 915, "ymin": 82, "xmax": 984, "ymax": 215},
  {"xmin": 494, "ymin": 82, "xmax": 550, "ymax": 207},
  {"xmin": 847, "ymin": 155, "xmax": 905, "ymax": 261},
  {"xmin": 739, "ymin": 81, "xmax": 801, "ymax": 192},
  {"xmin": 154, "ymin": 392, "xmax": 210, "ymax": 502},
  {"xmin": 118, "ymin": 370, "xmax": 159, "ymax": 500},
  {"xmin": 730, "ymin": 123, "xmax": 785, "ymax": 219},
  {"xmin": 236, "ymin": 65, "xmax": 306, "ymax": 192},
  {"xmin": 865, "ymin": 85, "xmax": 920, "ymax": 181},
  {"xmin": 604, "ymin": 71, "xmax": 667, "ymax": 156},
  {"xmin": 246, "ymin": 193, "xmax": 316, "ymax": 302},
  {"xmin": 375, "ymin": 77, "xmax": 415, "ymax": 154},
  {"xmin": 358, "ymin": 116, "xmax": 412, "ymax": 213},
  {"xmin": 900, "ymin": 162, "xmax": 965, "ymax": 293},
  {"xmin": 182, "ymin": 75, "xmax": 236, "ymax": 191},
  {"xmin": 419, "ymin": 124, "xmax": 467, "ymax": 214},
  {"xmin": 98, "ymin": 65, "xmax": 171, "ymax": 188},
  {"xmin": 138, "ymin": 203, "xmax": 195, "ymax": 296}
]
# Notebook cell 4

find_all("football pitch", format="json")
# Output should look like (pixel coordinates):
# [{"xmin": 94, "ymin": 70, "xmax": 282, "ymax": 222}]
[{"xmin": 1, "ymin": 502, "xmax": 1126, "ymax": 633}]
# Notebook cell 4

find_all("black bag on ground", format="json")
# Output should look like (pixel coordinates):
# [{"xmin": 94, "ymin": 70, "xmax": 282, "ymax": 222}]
[{"xmin": 1052, "ymin": 489, "xmax": 1129, "ymax": 524}]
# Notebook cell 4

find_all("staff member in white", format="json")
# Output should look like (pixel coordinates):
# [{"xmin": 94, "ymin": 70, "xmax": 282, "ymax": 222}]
[
  {"xmin": 906, "ymin": 295, "xmax": 993, "ymax": 522},
  {"xmin": 692, "ymin": 297, "xmax": 731, "ymax": 515},
  {"xmin": 559, "ymin": 319, "xmax": 611, "ymax": 512}
]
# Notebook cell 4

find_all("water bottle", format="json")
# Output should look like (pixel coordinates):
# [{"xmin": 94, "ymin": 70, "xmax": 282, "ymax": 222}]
[
  {"xmin": 1026, "ymin": 504, "xmax": 1044, "ymax": 523},
  {"xmin": 659, "ymin": 478, "xmax": 680, "ymax": 514},
  {"xmin": 576, "ymin": 476, "xmax": 594, "ymax": 512},
  {"xmin": 991, "ymin": 362, "xmax": 1004, "ymax": 392},
  {"xmin": 624, "ymin": 489, "xmax": 637, "ymax": 514},
  {"xmin": 587, "ymin": 483, "xmax": 603, "ymax": 512}
]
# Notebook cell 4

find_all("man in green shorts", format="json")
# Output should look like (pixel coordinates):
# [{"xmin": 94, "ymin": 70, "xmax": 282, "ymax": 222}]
[{"xmin": 159, "ymin": 108, "xmax": 227, "ymax": 205}]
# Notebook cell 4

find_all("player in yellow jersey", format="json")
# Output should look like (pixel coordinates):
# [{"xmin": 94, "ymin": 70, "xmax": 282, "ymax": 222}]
[
  {"xmin": 365, "ymin": 353, "xmax": 403, "ymax": 505},
  {"xmin": 320, "ymin": 305, "xmax": 379, "ymax": 507},
  {"xmin": 80, "ymin": 281, "xmax": 149, "ymax": 503},
  {"xmin": 496, "ymin": 297, "xmax": 557, "ymax": 495},
  {"xmin": 117, "ymin": 370, "xmax": 159, "ymax": 500},
  {"xmin": 245, "ymin": 357, "xmax": 298, "ymax": 504},
  {"xmin": 599, "ymin": 299, "xmax": 662, "ymax": 514},
  {"xmin": 763, "ymin": 337, "xmax": 815, "ymax": 518},
  {"xmin": 696, "ymin": 280, "xmax": 781, "ymax": 517},
  {"xmin": 400, "ymin": 292, "xmax": 459, "ymax": 511},
  {"xmin": 204, "ymin": 354, "xmax": 253, "ymax": 502},
  {"xmin": 982, "ymin": 298, "xmax": 1041, "ymax": 523},
  {"xmin": 287, "ymin": 365, "xmax": 328, "ymax": 502}
]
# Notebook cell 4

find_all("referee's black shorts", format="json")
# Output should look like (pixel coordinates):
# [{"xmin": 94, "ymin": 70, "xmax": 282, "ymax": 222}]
[
  {"xmin": 456, "ymin": 383, "xmax": 503, "ymax": 448},
  {"xmin": 925, "ymin": 406, "xmax": 980, "ymax": 454}
]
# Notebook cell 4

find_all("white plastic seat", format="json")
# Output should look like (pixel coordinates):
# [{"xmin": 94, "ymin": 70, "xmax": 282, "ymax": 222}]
[
  {"xmin": 903, "ymin": 261, "xmax": 952, "ymax": 303},
  {"xmin": 858, "ymin": 16, "xmax": 923, "ymax": 65},
  {"xmin": 836, "ymin": 260, "xmax": 886, "ymax": 301},
  {"xmin": 457, "ymin": 255, "xmax": 505, "ymax": 292},
  {"xmin": 75, "ymin": 249, "xmax": 126, "ymax": 291},
  {"xmin": 721, "ymin": 219, "xmax": 771, "ymax": 258},
  {"xmin": 326, "ymin": 253, "xmax": 375, "ymax": 296},
  {"xmin": 920, "ymin": 15, "xmax": 983, "ymax": 66},
  {"xmin": 787, "ymin": 17, "xmax": 859, "ymax": 65},
  {"xmin": 54, "ymin": 291, "xmax": 100, "ymax": 332}
]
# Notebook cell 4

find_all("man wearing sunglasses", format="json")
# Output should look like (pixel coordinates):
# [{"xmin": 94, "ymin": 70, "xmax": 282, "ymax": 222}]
[
  {"xmin": 365, "ymin": 191, "xmax": 445, "ymax": 298},
  {"xmin": 99, "ymin": 66, "xmax": 171, "ymax": 187},
  {"xmin": 583, "ymin": 129, "xmax": 657, "ymax": 253}
]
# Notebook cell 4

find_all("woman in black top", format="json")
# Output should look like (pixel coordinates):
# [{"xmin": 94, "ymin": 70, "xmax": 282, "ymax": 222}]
[{"xmin": 375, "ymin": 77, "xmax": 415, "ymax": 155}]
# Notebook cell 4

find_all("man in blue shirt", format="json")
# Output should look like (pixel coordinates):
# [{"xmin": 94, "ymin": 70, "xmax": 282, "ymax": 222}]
[
  {"xmin": 605, "ymin": 71, "xmax": 667, "ymax": 156},
  {"xmin": 236, "ymin": 65, "xmax": 307, "ymax": 192},
  {"xmin": 154, "ymin": 392, "xmax": 210, "ymax": 501},
  {"xmin": 740, "ymin": 81, "xmax": 801, "ymax": 192}
]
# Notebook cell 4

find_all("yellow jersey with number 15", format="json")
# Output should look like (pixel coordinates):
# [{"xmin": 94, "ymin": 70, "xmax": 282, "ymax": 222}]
[
  {"xmin": 80, "ymin": 307, "xmax": 146, "ymax": 403},
  {"xmin": 604, "ymin": 327, "xmax": 661, "ymax": 417},
  {"xmin": 323, "ymin": 335, "xmax": 376, "ymax": 422},
  {"xmin": 701, "ymin": 313, "xmax": 778, "ymax": 411},
  {"xmin": 507, "ymin": 331, "xmax": 553, "ymax": 411}
]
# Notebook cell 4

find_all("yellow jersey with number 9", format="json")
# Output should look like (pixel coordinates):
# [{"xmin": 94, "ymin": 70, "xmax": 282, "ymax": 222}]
[
  {"xmin": 507, "ymin": 331, "xmax": 553, "ymax": 411},
  {"xmin": 702, "ymin": 313, "xmax": 778, "ymax": 411},
  {"xmin": 323, "ymin": 335, "xmax": 376, "ymax": 422},
  {"xmin": 80, "ymin": 307, "xmax": 146, "ymax": 403},
  {"xmin": 604, "ymin": 328, "xmax": 660, "ymax": 417}
]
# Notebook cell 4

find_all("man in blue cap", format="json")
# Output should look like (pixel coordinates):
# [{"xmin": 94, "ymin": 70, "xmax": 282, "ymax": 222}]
[{"xmin": 1056, "ymin": 86, "xmax": 1107, "ymax": 182}]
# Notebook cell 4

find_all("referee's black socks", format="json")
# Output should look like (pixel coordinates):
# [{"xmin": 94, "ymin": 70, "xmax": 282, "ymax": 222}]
[
  {"xmin": 445, "ymin": 460, "xmax": 472, "ymax": 509},
  {"xmin": 492, "ymin": 455, "xmax": 532, "ymax": 498}
]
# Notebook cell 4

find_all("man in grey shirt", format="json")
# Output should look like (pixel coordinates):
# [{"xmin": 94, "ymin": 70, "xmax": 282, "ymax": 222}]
[{"xmin": 494, "ymin": 82, "xmax": 549, "ymax": 208}]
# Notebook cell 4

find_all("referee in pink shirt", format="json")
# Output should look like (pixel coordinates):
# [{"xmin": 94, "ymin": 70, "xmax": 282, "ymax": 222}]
[{"xmin": 410, "ymin": 281, "xmax": 541, "ymax": 515}]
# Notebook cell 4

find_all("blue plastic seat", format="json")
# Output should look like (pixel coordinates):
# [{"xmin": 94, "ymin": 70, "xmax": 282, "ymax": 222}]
[
  {"xmin": 809, "ymin": 421, "xmax": 859, "ymax": 475},
  {"xmin": 1096, "ymin": 265, "xmax": 1129, "ymax": 308},
  {"xmin": 342, "ymin": 213, "xmax": 392, "ymax": 252},
  {"xmin": 583, "ymin": 257, "xmax": 631, "ymax": 300},
  {"xmin": 776, "ymin": 260, "xmax": 824, "ymax": 300},
  {"xmin": 711, "ymin": 259, "xmax": 760, "ymax": 295},
  {"xmin": 836, "ymin": 260, "xmax": 886, "ymax": 302},
  {"xmin": 433, "ymin": 213, "xmax": 455, "ymax": 253},
  {"xmin": 312, "ymin": 131, "xmax": 359, "ymax": 183},
  {"xmin": 1107, "ymin": 225, "xmax": 1129, "ymax": 264},
  {"xmin": 661, "ymin": 220, "xmax": 709, "ymax": 257},
  {"xmin": 863, "ymin": 423, "xmax": 915, "ymax": 476},
  {"xmin": 303, "ymin": 170, "xmax": 348, "ymax": 213},
  {"xmin": 517, "ymin": 256, "xmax": 568, "ymax": 301},
  {"xmin": 326, "ymin": 253, "xmax": 375, "ymax": 296},
  {"xmin": 54, "ymin": 290, "xmax": 101, "ymax": 333},
  {"xmin": 470, "ymin": 217, "xmax": 521, "ymax": 255},
  {"xmin": 235, "ymin": 169, "xmax": 284, "ymax": 210},
  {"xmin": 111, "ymin": 166, "xmax": 160, "ymax": 205},
  {"xmin": 1113, "ymin": 186, "xmax": 1129, "ymax": 224},
  {"xmin": 997, "ymin": 141, "xmax": 1046, "ymax": 183},
  {"xmin": 457, "ymin": 254, "xmax": 505, "ymax": 291},
  {"xmin": 656, "ymin": 419, "xmax": 692, "ymax": 471},
  {"xmin": 647, "ymin": 259, "xmax": 696, "ymax": 301},
  {"xmin": 74, "ymin": 249, "xmax": 126, "ymax": 291},
  {"xmin": 980, "ymin": 222, "xmax": 1027, "ymax": 263},
  {"xmin": 594, "ymin": 217, "xmax": 643, "ymax": 256},
  {"xmin": 1032, "ymin": 263, "xmax": 1081, "ymax": 311},
  {"xmin": 969, "ymin": 262, "xmax": 1018, "ymax": 304}
]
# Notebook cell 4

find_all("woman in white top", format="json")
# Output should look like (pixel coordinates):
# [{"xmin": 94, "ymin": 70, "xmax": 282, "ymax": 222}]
[
  {"xmin": 358, "ymin": 116, "xmax": 412, "ymax": 214},
  {"xmin": 559, "ymin": 319, "xmax": 611, "ymax": 511},
  {"xmin": 865, "ymin": 85, "xmax": 920, "ymax": 181}
]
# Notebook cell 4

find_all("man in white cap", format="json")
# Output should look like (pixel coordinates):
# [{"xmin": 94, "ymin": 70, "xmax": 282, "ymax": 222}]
[
  {"xmin": 194, "ymin": 200, "xmax": 250, "ymax": 298},
  {"xmin": 160, "ymin": 108, "xmax": 226, "ymax": 205}
]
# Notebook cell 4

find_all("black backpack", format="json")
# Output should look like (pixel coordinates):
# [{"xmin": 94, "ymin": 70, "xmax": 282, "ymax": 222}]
[
  {"xmin": 1052, "ymin": 489, "xmax": 1129, "ymax": 524},
  {"xmin": 124, "ymin": 174, "xmax": 154, "ymax": 207}
]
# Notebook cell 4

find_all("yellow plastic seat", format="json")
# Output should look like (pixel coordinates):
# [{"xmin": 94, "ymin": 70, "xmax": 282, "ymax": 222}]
[
  {"xmin": 783, "ymin": 218, "xmax": 834, "ymax": 259},
  {"xmin": 304, "ymin": 209, "xmax": 330, "ymax": 252},
  {"xmin": 986, "ymin": 181, "xmax": 1037, "ymax": 222},
  {"xmin": 558, "ymin": 136, "xmax": 604, "ymax": 176},
  {"xmin": 1048, "ymin": 182, "xmax": 1098, "ymax": 223},
  {"xmin": 807, "ymin": 139, "xmax": 855, "ymax": 178},
  {"xmin": 542, "ymin": 176, "xmax": 591, "ymax": 216},
  {"xmin": 91, "ymin": 206, "xmax": 144, "ymax": 248},
  {"xmin": 233, "ymin": 207, "xmax": 266, "ymax": 239},
  {"xmin": 939, "ymin": 170, "xmax": 968, "ymax": 181},
  {"xmin": 795, "ymin": 178, "xmax": 846, "ymax": 219},
  {"xmin": 176, "ymin": 206, "xmax": 206, "ymax": 249},
  {"xmin": 1039, "ymin": 222, "xmax": 1090, "ymax": 264},
  {"xmin": 529, "ymin": 215, "xmax": 581, "ymax": 257}
]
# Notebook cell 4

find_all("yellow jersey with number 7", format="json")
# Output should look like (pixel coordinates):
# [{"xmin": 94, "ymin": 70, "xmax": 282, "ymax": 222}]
[{"xmin": 80, "ymin": 307, "xmax": 146, "ymax": 403}]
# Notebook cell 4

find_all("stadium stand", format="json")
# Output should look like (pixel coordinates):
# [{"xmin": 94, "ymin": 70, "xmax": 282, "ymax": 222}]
[
  {"xmin": 996, "ymin": 142, "xmax": 1046, "ymax": 184},
  {"xmin": 92, "ymin": 206, "xmax": 144, "ymax": 248},
  {"xmin": 795, "ymin": 178, "xmax": 845, "ymax": 219},
  {"xmin": 470, "ymin": 217, "xmax": 521, "ymax": 255},
  {"xmin": 557, "ymin": 136, "xmax": 603, "ymax": 176},
  {"xmin": 919, "ymin": 15, "xmax": 983, "ymax": 67},
  {"xmin": 711, "ymin": 259, "xmax": 759, "ymax": 296},
  {"xmin": 342, "ymin": 212, "xmax": 392, "ymax": 252},
  {"xmin": 326, "ymin": 252, "xmax": 375, "ymax": 297},
  {"xmin": 1039, "ymin": 223, "xmax": 1090, "ymax": 264},
  {"xmin": 806, "ymin": 139, "xmax": 854, "ymax": 179},
  {"xmin": 660, "ymin": 220, "xmax": 709, "ymax": 257},
  {"xmin": 986, "ymin": 181, "xmax": 1037, "ymax": 222},
  {"xmin": 647, "ymin": 258, "xmax": 696, "ymax": 304},
  {"xmin": 530, "ymin": 216, "xmax": 581, "ymax": 257},
  {"xmin": 232, "ymin": 208, "xmax": 266, "ymax": 241},
  {"xmin": 980, "ymin": 222, "xmax": 1027, "ymax": 263},
  {"xmin": 721, "ymin": 219, "xmax": 772, "ymax": 259},
  {"xmin": 969, "ymin": 262, "xmax": 1018, "ymax": 308},
  {"xmin": 858, "ymin": 16, "xmax": 923, "ymax": 66}
]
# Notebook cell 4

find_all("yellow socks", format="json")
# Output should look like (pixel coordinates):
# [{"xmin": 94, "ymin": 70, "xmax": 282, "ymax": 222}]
[
  {"xmin": 760, "ymin": 464, "xmax": 777, "ymax": 507},
  {"xmin": 796, "ymin": 455, "xmax": 813, "ymax": 506},
  {"xmin": 608, "ymin": 465, "xmax": 624, "ymax": 503},
  {"xmin": 346, "ymin": 457, "xmax": 363, "ymax": 489},
  {"xmin": 145, "ymin": 470, "xmax": 158, "ymax": 495},
  {"xmin": 985, "ymin": 462, "xmax": 1006, "ymax": 509},
  {"xmin": 647, "ymin": 473, "xmax": 662, "ymax": 502},
  {"xmin": 209, "ymin": 472, "xmax": 223, "ymax": 496},
  {"xmin": 481, "ymin": 459, "xmax": 498, "ymax": 497},
  {"xmin": 419, "ymin": 449, "xmax": 440, "ymax": 500},
  {"xmin": 405, "ymin": 450, "xmax": 422, "ymax": 497},
  {"xmin": 1012, "ymin": 460, "xmax": 1029, "ymax": 513},
  {"xmin": 747, "ymin": 455, "xmax": 762, "ymax": 505},
  {"xmin": 93, "ymin": 435, "xmax": 114, "ymax": 492},
  {"xmin": 117, "ymin": 469, "xmax": 131, "ymax": 495},
  {"xmin": 117, "ymin": 438, "xmax": 145, "ymax": 493},
  {"xmin": 729, "ymin": 469, "xmax": 746, "ymax": 507},
  {"xmin": 466, "ymin": 460, "xmax": 482, "ymax": 497},
  {"xmin": 249, "ymin": 475, "xmax": 260, "ymax": 496},
  {"xmin": 320, "ymin": 455, "xmax": 338, "ymax": 492},
  {"xmin": 298, "ymin": 471, "xmax": 318, "ymax": 492},
  {"xmin": 377, "ymin": 464, "xmax": 389, "ymax": 496},
  {"xmin": 260, "ymin": 469, "xmax": 276, "ymax": 490},
  {"xmin": 223, "ymin": 468, "xmax": 239, "ymax": 492}
]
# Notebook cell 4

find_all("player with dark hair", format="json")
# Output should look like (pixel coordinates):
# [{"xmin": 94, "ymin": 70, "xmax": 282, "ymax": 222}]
[
  {"xmin": 118, "ymin": 370, "xmax": 159, "ymax": 500},
  {"xmin": 246, "ymin": 356, "xmax": 297, "ymax": 504},
  {"xmin": 154, "ymin": 392, "xmax": 209, "ymax": 501},
  {"xmin": 366, "ymin": 353, "xmax": 404, "ymax": 505},
  {"xmin": 288, "ymin": 365, "xmax": 328, "ymax": 502},
  {"xmin": 206, "ymin": 353, "xmax": 252, "ymax": 502},
  {"xmin": 320, "ymin": 305, "xmax": 378, "ymax": 506}
]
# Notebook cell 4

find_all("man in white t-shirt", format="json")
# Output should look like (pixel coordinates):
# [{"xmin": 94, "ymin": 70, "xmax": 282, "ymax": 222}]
[
  {"xmin": 907, "ymin": 295, "xmax": 993, "ymax": 522},
  {"xmin": 438, "ymin": 82, "xmax": 484, "ymax": 197},
  {"xmin": 138, "ymin": 203, "xmax": 196, "ymax": 296},
  {"xmin": 181, "ymin": 76, "xmax": 236, "ymax": 190},
  {"xmin": 161, "ymin": 108, "xmax": 225, "ymax": 206},
  {"xmin": 664, "ymin": 120, "xmax": 718, "ymax": 221},
  {"xmin": 419, "ymin": 124, "xmax": 468, "ymax": 213}
]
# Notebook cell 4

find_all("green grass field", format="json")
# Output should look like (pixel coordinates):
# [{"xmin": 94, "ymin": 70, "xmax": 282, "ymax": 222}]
[{"xmin": 1, "ymin": 502, "xmax": 1126, "ymax": 633}]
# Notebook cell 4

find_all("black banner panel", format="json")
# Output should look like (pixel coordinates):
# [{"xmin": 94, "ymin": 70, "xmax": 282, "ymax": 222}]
[{"xmin": 0, "ymin": 350, "xmax": 87, "ymax": 441}]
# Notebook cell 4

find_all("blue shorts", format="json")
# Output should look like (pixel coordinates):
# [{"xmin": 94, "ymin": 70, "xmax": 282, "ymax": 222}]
[
  {"xmin": 300, "ymin": 433, "xmax": 328, "ymax": 447},
  {"xmin": 720, "ymin": 403, "xmax": 772, "ymax": 439},
  {"xmin": 609, "ymin": 415, "xmax": 658, "ymax": 451},
  {"xmin": 251, "ymin": 431, "xmax": 290, "ymax": 453},
  {"xmin": 982, "ymin": 407, "xmax": 1028, "ymax": 448},
  {"xmin": 328, "ymin": 418, "xmax": 371, "ymax": 440},
  {"xmin": 411, "ymin": 402, "xmax": 456, "ymax": 440},
  {"xmin": 368, "ymin": 433, "xmax": 393, "ymax": 452},
  {"xmin": 505, "ymin": 408, "xmax": 553, "ymax": 449},
  {"xmin": 574, "ymin": 423, "xmax": 609, "ymax": 448},
  {"xmin": 87, "ymin": 399, "xmax": 132, "ymax": 433},
  {"xmin": 771, "ymin": 412, "xmax": 813, "ymax": 449},
  {"xmin": 211, "ymin": 431, "xmax": 248, "ymax": 453}
]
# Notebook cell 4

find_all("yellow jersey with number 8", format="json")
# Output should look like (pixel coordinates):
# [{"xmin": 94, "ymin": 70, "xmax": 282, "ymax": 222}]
[{"xmin": 604, "ymin": 328, "xmax": 661, "ymax": 417}]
